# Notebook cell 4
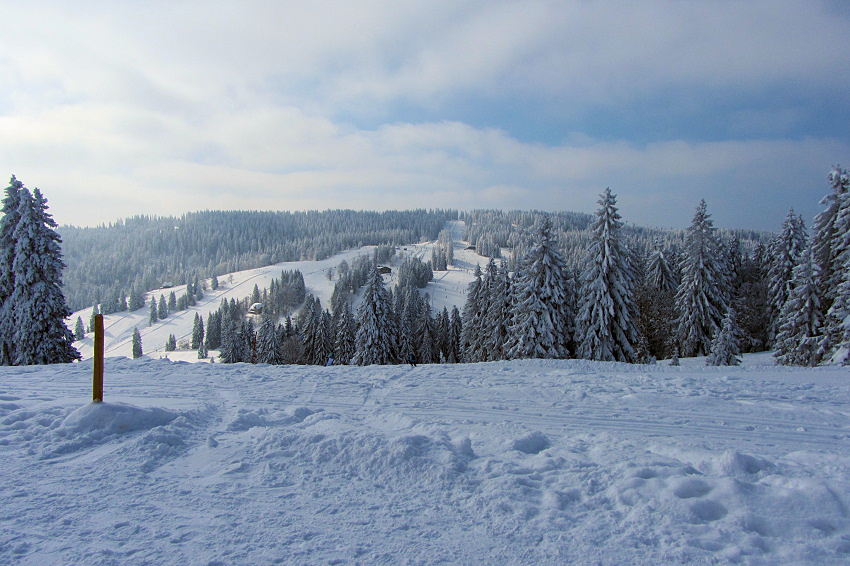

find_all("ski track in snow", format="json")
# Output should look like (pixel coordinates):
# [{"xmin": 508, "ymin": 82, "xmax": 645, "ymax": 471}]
[{"xmin": 1, "ymin": 356, "xmax": 850, "ymax": 565}]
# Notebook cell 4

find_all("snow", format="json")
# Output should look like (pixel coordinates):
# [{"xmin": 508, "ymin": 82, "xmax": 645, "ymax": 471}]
[{"xmin": 2, "ymin": 355, "xmax": 850, "ymax": 564}]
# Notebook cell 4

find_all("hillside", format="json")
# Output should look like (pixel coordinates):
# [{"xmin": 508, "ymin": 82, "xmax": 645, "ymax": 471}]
[{"xmin": 72, "ymin": 220, "xmax": 481, "ymax": 362}]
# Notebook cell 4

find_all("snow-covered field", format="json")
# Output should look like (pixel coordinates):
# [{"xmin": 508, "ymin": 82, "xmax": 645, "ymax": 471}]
[{"xmin": 1, "ymin": 354, "xmax": 849, "ymax": 565}]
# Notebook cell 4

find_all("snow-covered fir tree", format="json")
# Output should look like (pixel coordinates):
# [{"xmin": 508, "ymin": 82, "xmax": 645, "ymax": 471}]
[
  {"xmin": 255, "ymin": 317, "xmax": 283, "ymax": 365},
  {"xmin": 638, "ymin": 240, "xmax": 678, "ymax": 358},
  {"xmin": 416, "ymin": 298, "xmax": 437, "ymax": 364},
  {"xmin": 505, "ymin": 216, "xmax": 572, "ymax": 360},
  {"xmin": 814, "ymin": 167, "xmax": 850, "ymax": 362},
  {"xmin": 484, "ymin": 263, "xmax": 511, "ymax": 361},
  {"xmin": 132, "ymin": 327, "xmax": 143, "ymax": 359},
  {"xmin": 448, "ymin": 306, "xmax": 463, "ymax": 363},
  {"xmin": 149, "ymin": 298, "xmax": 158, "ymax": 325},
  {"xmin": 675, "ymin": 200, "xmax": 729, "ymax": 358},
  {"xmin": 191, "ymin": 313, "xmax": 204, "ymax": 349},
  {"xmin": 460, "ymin": 265, "xmax": 485, "ymax": 362},
  {"xmin": 197, "ymin": 339, "xmax": 208, "ymax": 360},
  {"xmin": 774, "ymin": 245, "xmax": 824, "ymax": 366},
  {"xmin": 334, "ymin": 301, "xmax": 356, "ymax": 365},
  {"xmin": 706, "ymin": 308, "xmax": 743, "ymax": 366},
  {"xmin": 575, "ymin": 190, "xmax": 639, "ymax": 362},
  {"xmin": 0, "ymin": 176, "xmax": 24, "ymax": 365},
  {"xmin": 74, "ymin": 317, "xmax": 85, "ymax": 340},
  {"xmin": 158, "ymin": 294, "xmax": 168, "ymax": 320},
  {"xmin": 767, "ymin": 209, "xmax": 807, "ymax": 341},
  {"xmin": 8, "ymin": 187, "xmax": 80, "ymax": 365},
  {"xmin": 811, "ymin": 167, "xmax": 850, "ymax": 314},
  {"xmin": 352, "ymin": 264, "xmax": 397, "ymax": 366}
]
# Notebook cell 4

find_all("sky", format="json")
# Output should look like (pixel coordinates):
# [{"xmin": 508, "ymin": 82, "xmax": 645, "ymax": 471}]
[{"xmin": 2, "ymin": 1, "xmax": 849, "ymax": 231}]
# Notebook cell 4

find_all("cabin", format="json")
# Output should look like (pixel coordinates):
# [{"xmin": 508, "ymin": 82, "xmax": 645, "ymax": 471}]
[
  {"xmin": 377, "ymin": 266, "xmax": 392, "ymax": 275},
  {"xmin": 247, "ymin": 303, "xmax": 264, "ymax": 315}
]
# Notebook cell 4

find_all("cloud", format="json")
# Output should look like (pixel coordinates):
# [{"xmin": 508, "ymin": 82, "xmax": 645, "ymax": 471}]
[{"xmin": 1, "ymin": 1, "xmax": 848, "ymax": 231}]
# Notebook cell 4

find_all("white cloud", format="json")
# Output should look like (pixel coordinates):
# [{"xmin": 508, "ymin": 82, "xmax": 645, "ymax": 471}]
[{"xmin": 1, "ymin": 1, "xmax": 848, "ymax": 230}]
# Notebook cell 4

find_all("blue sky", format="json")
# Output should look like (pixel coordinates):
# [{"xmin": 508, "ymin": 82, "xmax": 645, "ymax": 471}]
[{"xmin": 2, "ymin": 1, "xmax": 849, "ymax": 231}]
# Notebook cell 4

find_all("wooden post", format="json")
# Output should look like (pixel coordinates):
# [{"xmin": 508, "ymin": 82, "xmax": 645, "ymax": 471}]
[{"xmin": 93, "ymin": 314, "xmax": 104, "ymax": 403}]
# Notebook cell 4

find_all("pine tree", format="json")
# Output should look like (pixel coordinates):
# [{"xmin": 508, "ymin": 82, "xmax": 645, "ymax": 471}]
[
  {"xmin": 460, "ymin": 265, "xmax": 484, "ymax": 362},
  {"xmin": 352, "ymin": 264, "xmax": 397, "ymax": 365},
  {"xmin": 158, "ymin": 294, "xmax": 168, "ymax": 319},
  {"xmin": 706, "ymin": 308, "xmax": 742, "ymax": 366},
  {"xmin": 639, "ymin": 240, "xmax": 677, "ymax": 358},
  {"xmin": 767, "ymin": 209, "xmax": 807, "ymax": 341},
  {"xmin": 815, "ymin": 167, "xmax": 850, "ymax": 361},
  {"xmin": 74, "ymin": 317, "xmax": 85, "ymax": 340},
  {"xmin": 191, "ymin": 313, "xmax": 204, "ymax": 349},
  {"xmin": 9, "ymin": 187, "xmax": 80, "ymax": 365},
  {"xmin": 168, "ymin": 291, "xmax": 177, "ymax": 311},
  {"xmin": 484, "ymin": 265, "xmax": 511, "ymax": 361},
  {"xmin": 256, "ymin": 317, "xmax": 283, "ymax": 365},
  {"xmin": 448, "ymin": 306, "xmax": 462, "ymax": 363},
  {"xmin": 334, "ymin": 301, "xmax": 356, "ymax": 365},
  {"xmin": 211, "ymin": 274, "xmax": 219, "ymax": 291},
  {"xmin": 774, "ymin": 245, "xmax": 823, "ymax": 366},
  {"xmin": 675, "ymin": 200, "xmax": 729, "ymax": 358},
  {"xmin": 811, "ymin": 167, "xmax": 850, "ymax": 314},
  {"xmin": 575, "ymin": 190, "xmax": 638, "ymax": 362},
  {"xmin": 416, "ymin": 298, "xmax": 437, "ymax": 364},
  {"xmin": 505, "ymin": 216, "xmax": 573, "ymax": 360},
  {"xmin": 132, "ymin": 327, "xmax": 143, "ymax": 359},
  {"xmin": 198, "ymin": 340, "xmax": 208, "ymax": 360},
  {"xmin": 149, "ymin": 297, "xmax": 158, "ymax": 325},
  {"xmin": 88, "ymin": 304, "xmax": 99, "ymax": 332},
  {"xmin": 0, "ymin": 176, "xmax": 24, "ymax": 365}
]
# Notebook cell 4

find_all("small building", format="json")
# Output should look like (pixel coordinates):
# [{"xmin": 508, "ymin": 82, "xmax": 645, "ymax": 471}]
[
  {"xmin": 377, "ymin": 266, "xmax": 392, "ymax": 275},
  {"xmin": 248, "ymin": 303, "xmax": 264, "ymax": 315}
]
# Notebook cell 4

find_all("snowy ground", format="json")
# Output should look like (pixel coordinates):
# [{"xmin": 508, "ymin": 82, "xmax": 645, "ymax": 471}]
[
  {"xmin": 1, "ymin": 355, "xmax": 849, "ymax": 565},
  {"xmin": 72, "ymin": 220, "xmax": 480, "ymax": 363}
]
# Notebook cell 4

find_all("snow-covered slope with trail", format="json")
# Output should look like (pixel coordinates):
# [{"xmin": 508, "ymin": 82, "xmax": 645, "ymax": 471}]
[
  {"xmin": 1, "ymin": 356, "xmax": 849, "ymax": 564},
  {"xmin": 71, "ymin": 220, "xmax": 481, "ymax": 362}
]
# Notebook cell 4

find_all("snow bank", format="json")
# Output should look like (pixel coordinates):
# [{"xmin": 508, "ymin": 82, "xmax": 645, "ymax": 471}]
[{"xmin": 1, "ymin": 357, "xmax": 849, "ymax": 564}]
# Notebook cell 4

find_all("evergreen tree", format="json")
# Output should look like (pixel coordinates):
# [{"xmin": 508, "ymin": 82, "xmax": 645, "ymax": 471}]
[
  {"xmin": 132, "ymin": 327, "xmax": 143, "ymax": 359},
  {"xmin": 191, "ymin": 313, "xmax": 205, "ymax": 349},
  {"xmin": 639, "ymin": 241, "xmax": 677, "ymax": 358},
  {"xmin": 211, "ymin": 274, "xmax": 219, "ymax": 291},
  {"xmin": 675, "ymin": 200, "xmax": 729, "ymax": 357},
  {"xmin": 575, "ymin": 190, "xmax": 638, "ymax": 362},
  {"xmin": 485, "ymin": 264, "xmax": 511, "ymax": 361},
  {"xmin": 774, "ymin": 245, "xmax": 823, "ymax": 366},
  {"xmin": 128, "ymin": 285, "xmax": 145, "ymax": 311},
  {"xmin": 334, "ymin": 301, "xmax": 356, "ymax": 365},
  {"xmin": 219, "ymin": 318, "xmax": 240, "ymax": 363},
  {"xmin": 448, "ymin": 306, "xmax": 463, "ymax": 363},
  {"xmin": 767, "ymin": 209, "xmax": 807, "ymax": 341},
  {"xmin": 158, "ymin": 294, "xmax": 168, "ymax": 319},
  {"xmin": 88, "ymin": 304, "xmax": 99, "ymax": 332},
  {"xmin": 706, "ymin": 308, "xmax": 742, "ymax": 366},
  {"xmin": 8, "ymin": 187, "xmax": 80, "ymax": 365},
  {"xmin": 256, "ymin": 317, "xmax": 283, "ymax": 365},
  {"xmin": 149, "ymin": 297, "xmax": 158, "ymax": 325},
  {"xmin": 165, "ymin": 334, "xmax": 177, "ymax": 352},
  {"xmin": 168, "ymin": 291, "xmax": 177, "ymax": 311},
  {"xmin": 460, "ymin": 265, "xmax": 485, "ymax": 361},
  {"xmin": 352, "ymin": 264, "xmax": 397, "ymax": 365},
  {"xmin": 814, "ymin": 167, "xmax": 850, "ymax": 361},
  {"xmin": 198, "ymin": 340, "xmax": 208, "ymax": 360},
  {"xmin": 416, "ymin": 298, "xmax": 437, "ymax": 364},
  {"xmin": 811, "ymin": 167, "xmax": 850, "ymax": 314},
  {"xmin": 0, "ymin": 176, "xmax": 23, "ymax": 365},
  {"xmin": 74, "ymin": 317, "xmax": 85, "ymax": 340}
]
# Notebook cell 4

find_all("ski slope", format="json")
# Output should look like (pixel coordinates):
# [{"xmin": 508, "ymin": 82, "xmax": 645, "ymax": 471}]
[
  {"xmin": 72, "ymin": 220, "xmax": 482, "ymax": 362},
  {"xmin": 1, "ymin": 355, "xmax": 849, "ymax": 564}
]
